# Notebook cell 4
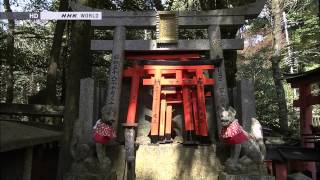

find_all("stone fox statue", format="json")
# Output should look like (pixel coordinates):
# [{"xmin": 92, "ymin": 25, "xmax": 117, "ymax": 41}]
[{"xmin": 220, "ymin": 107, "xmax": 266, "ymax": 172}]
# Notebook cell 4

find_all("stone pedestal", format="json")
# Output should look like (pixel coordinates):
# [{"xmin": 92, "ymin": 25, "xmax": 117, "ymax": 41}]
[
  {"xmin": 136, "ymin": 144, "xmax": 221, "ymax": 180},
  {"xmin": 219, "ymin": 172, "xmax": 275, "ymax": 180},
  {"xmin": 105, "ymin": 144, "xmax": 222, "ymax": 180}
]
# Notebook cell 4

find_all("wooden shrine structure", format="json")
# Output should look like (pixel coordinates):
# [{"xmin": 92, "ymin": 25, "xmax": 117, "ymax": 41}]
[
  {"xmin": 70, "ymin": 1, "xmax": 268, "ymax": 179},
  {"xmin": 285, "ymin": 68, "xmax": 320, "ymax": 180},
  {"xmin": 265, "ymin": 68, "xmax": 320, "ymax": 180}
]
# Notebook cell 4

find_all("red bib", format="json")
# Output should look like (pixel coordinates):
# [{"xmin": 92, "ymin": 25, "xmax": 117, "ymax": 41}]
[
  {"xmin": 93, "ymin": 120, "xmax": 116, "ymax": 144},
  {"xmin": 220, "ymin": 120, "xmax": 249, "ymax": 144}
]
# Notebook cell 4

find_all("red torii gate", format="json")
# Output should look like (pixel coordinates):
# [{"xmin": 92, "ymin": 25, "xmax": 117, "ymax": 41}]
[
  {"xmin": 123, "ymin": 52, "xmax": 215, "ymax": 143},
  {"xmin": 284, "ymin": 67, "xmax": 320, "ymax": 180}
]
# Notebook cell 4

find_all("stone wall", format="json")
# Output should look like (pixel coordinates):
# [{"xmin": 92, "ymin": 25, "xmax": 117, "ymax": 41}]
[{"xmin": 105, "ymin": 144, "xmax": 222, "ymax": 180}]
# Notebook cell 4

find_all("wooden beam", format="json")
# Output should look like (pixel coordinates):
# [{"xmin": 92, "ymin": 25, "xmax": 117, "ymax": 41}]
[
  {"xmin": 70, "ymin": 0, "xmax": 265, "ymax": 20},
  {"xmin": 0, "ymin": 103, "xmax": 64, "ymax": 117},
  {"xmin": 143, "ymin": 65, "xmax": 214, "ymax": 70},
  {"xmin": 143, "ymin": 78, "xmax": 214, "ymax": 86},
  {"xmin": 293, "ymin": 95, "xmax": 320, "ymax": 107},
  {"xmin": 91, "ymin": 39, "xmax": 244, "ymax": 51},
  {"xmin": 91, "ymin": 16, "xmax": 245, "ymax": 27}
]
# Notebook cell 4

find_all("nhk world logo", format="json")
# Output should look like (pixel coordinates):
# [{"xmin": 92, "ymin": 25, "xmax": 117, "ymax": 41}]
[{"xmin": 0, "ymin": 11, "xmax": 102, "ymax": 20}]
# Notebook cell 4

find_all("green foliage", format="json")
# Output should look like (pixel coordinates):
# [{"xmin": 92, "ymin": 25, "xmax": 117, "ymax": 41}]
[
  {"xmin": 238, "ymin": 0, "xmax": 319, "ymax": 132},
  {"xmin": 237, "ymin": 47, "xmax": 280, "ymax": 128},
  {"xmin": 246, "ymin": 17, "xmax": 271, "ymax": 34},
  {"xmin": 287, "ymin": 4, "xmax": 320, "ymax": 70},
  {"xmin": 0, "ymin": 1, "xmax": 56, "ymax": 103}
]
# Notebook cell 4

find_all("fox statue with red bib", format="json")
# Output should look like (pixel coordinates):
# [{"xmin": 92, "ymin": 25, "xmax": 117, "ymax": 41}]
[{"xmin": 220, "ymin": 107, "xmax": 266, "ymax": 173}]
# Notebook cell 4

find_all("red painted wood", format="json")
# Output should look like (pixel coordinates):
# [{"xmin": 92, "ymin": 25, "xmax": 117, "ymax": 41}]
[
  {"xmin": 293, "ymin": 95, "xmax": 320, "ymax": 107},
  {"xmin": 299, "ymin": 85, "xmax": 313, "ymax": 146},
  {"xmin": 275, "ymin": 163, "xmax": 288, "ymax": 180},
  {"xmin": 298, "ymin": 85, "xmax": 317, "ymax": 180},
  {"xmin": 150, "ymin": 69, "xmax": 162, "ymax": 136},
  {"xmin": 125, "ymin": 74, "xmax": 140, "ymax": 126},
  {"xmin": 123, "ymin": 67, "xmax": 144, "ymax": 77},
  {"xmin": 192, "ymin": 90, "xmax": 200, "ymax": 135},
  {"xmin": 143, "ymin": 65, "xmax": 214, "ymax": 70},
  {"xmin": 264, "ymin": 160, "xmax": 273, "ymax": 176},
  {"xmin": 165, "ymin": 105, "xmax": 173, "ymax": 137},
  {"xmin": 196, "ymin": 69, "xmax": 208, "ymax": 136},
  {"xmin": 126, "ymin": 51, "xmax": 202, "ymax": 60},
  {"xmin": 182, "ymin": 86, "xmax": 194, "ymax": 131},
  {"xmin": 143, "ymin": 78, "xmax": 214, "ymax": 86},
  {"xmin": 159, "ymin": 99, "xmax": 166, "ymax": 137}
]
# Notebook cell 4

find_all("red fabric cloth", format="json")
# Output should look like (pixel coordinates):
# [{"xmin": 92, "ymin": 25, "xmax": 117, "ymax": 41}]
[
  {"xmin": 93, "ymin": 120, "xmax": 116, "ymax": 144},
  {"xmin": 220, "ymin": 120, "xmax": 249, "ymax": 144}
]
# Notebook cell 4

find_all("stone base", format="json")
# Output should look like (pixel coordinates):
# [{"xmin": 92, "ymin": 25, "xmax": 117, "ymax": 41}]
[
  {"xmin": 136, "ymin": 144, "xmax": 221, "ymax": 180},
  {"xmin": 219, "ymin": 172, "xmax": 275, "ymax": 180},
  {"xmin": 64, "ymin": 172, "xmax": 117, "ymax": 180},
  {"xmin": 105, "ymin": 144, "xmax": 222, "ymax": 180}
]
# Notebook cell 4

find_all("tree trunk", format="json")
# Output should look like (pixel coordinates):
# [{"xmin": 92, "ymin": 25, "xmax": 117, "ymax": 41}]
[
  {"xmin": 271, "ymin": 0, "xmax": 288, "ymax": 133},
  {"xmin": 4, "ymin": 0, "xmax": 15, "ymax": 103},
  {"xmin": 45, "ymin": 0, "xmax": 68, "ymax": 105},
  {"xmin": 56, "ymin": 1, "xmax": 91, "ymax": 179},
  {"xmin": 153, "ymin": 0, "xmax": 164, "ymax": 10}
]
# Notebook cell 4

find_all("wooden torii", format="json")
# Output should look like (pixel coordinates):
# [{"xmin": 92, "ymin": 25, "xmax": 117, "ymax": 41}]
[
  {"xmin": 71, "ymin": 0, "xmax": 265, "ymax": 128},
  {"xmin": 71, "ymin": 0, "xmax": 266, "ymax": 173},
  {"xmin": 285, "ymin": 68, "xmax": 320, "ymax": 180}
]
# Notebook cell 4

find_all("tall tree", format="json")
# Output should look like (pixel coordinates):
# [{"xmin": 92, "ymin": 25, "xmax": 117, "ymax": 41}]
[
  {"xmin": 45, "ymin": 0, "xmax": 69, "ymax": 105},
  {"xmin": 57, "ymin": 0, "xmax": 92, "ymax": 178},
  {"xmin": 271, "ymin": 0, "xmax": 288, "ymax": 133},
  {"xmin": 4, "ymin": 0, "xmax": 15, "ymax": 103}
]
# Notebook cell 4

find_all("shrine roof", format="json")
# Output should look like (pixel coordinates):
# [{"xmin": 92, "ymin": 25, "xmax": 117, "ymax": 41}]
[
  {"xmin": 0, "ymin": 121, "xmax": 61, "ymax": 152},
  {"xmin": 284, "ymin": 67, "xmax": 320, "ymax": 88}
]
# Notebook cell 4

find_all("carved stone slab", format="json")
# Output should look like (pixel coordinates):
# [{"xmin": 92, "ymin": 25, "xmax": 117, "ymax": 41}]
[
  {"xmin": 236, "ymin": 80, "xmax": 257, "ymax": 132},
  {"xmin": 208, "ymin": 25, "xmax": 229, "ymax": 137},
  {"xmin": 102, "ymin": 26, "xmax": 125, "ymax": 132},
  {"xmin": 78, "ymin": 78, "xmax": 95, "ymax": 144}
]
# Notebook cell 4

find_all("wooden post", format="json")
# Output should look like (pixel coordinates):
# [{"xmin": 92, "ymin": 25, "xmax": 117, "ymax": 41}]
[
  {"xmin": 208, "ymin": 25, "xmax": 229, "ymax": 138},
  {"xmin": 299, "ymin": 85, "xmax": 316, "ymax": 180},
  {"xmin": 275, "ymin": 162, "xmax": 288, "ymax": 180},
  {"xmin": 125, "ymin": 74, "xmax": 140, "ymax": 126},
  {"xmin": 23, "ymin": 147, "xmax": 33, "ymax": 180},
  {"xmin": 196, "ymin": 69, "xmax": 208, "ymax": 136},
  {"xmin": 159, "ymin": 99, "xmax": 166, "ymax": 138},
  {"xmin": 182, "ymin": 86, "xmax": 194, "ymax": 131},
  {"xmin": 150, "ymin": 69, "xmax": 162, "ymax": 141},
  {"xmin": 102, "ymin": 26, "xmax": 126, "ymax": 132},
  {"xmin": 191, "ymin": 91, "xmax": 200, "ymax": 135},
  {"xmin": 165, "ymin": 105, "xmax": 172, "ymax": 139}
]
